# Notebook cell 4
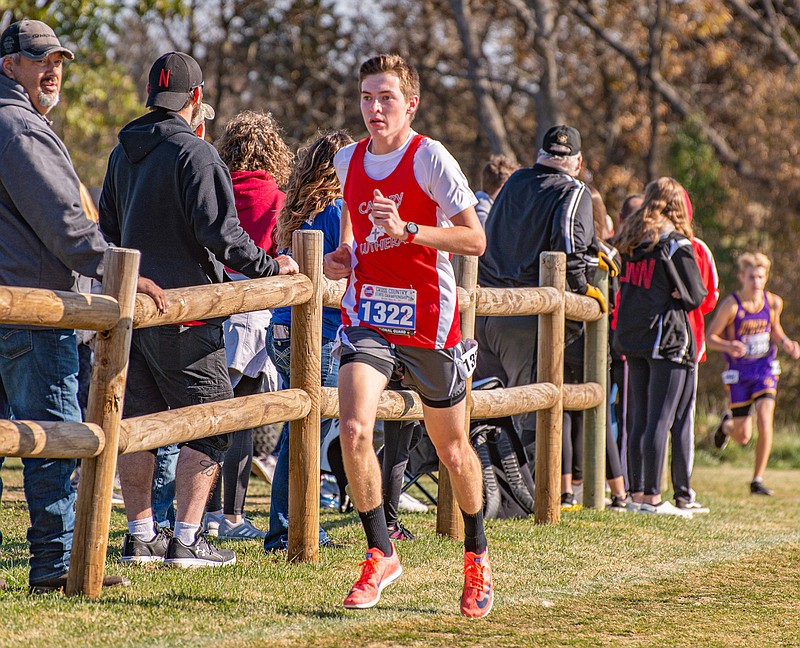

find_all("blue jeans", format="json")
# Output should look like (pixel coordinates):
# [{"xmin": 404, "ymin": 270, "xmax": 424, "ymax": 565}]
[
  {"xmin": 0, "ymin": 327, "xmax": 80, "ymax": 584},
  {"xmin": 263, "ymin": 324, "xmax": 338, "ymax": 551},
  {"xmin": 152, "ymin": 444, "xmax": 179, "ymax": 528}
]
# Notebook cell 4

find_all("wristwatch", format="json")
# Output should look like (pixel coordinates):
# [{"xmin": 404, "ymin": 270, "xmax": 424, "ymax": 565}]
[{"xmin": 404, "ymin": 221, "xmax": 419, "ymax": 243}]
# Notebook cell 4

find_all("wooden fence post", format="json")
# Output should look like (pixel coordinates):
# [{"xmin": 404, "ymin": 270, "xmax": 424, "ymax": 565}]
[
  {"xmin": 67, "ymin": 248, "xmax": 140, "ymax": 597},
  {"xmin": 582, "ymin": 269, "xmax": 609, "ymax": 509},
  {"xmin": 288, "ymin": 230, "xmax": 323, "ymax": 562},
  {"xmin": 436, "ymin": 255, "xmax": 477, "ymax": 539},
  {"xmin": 534, "ymin": 252, "xmax": 565, "ymax": 524}
]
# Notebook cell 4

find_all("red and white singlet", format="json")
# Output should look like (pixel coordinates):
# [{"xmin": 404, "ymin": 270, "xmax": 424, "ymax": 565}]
[{"xmin": 341, "ymin": 135, "xmax": 461, "ymax": 349}]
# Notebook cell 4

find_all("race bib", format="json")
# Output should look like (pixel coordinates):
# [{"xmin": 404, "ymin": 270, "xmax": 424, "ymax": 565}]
[
  {"xmin": 455, "ymin": 339, "xmax": 479, "ymax": 381},
  {"xmin": 743, "ymin": 332, "xmax": 770, "ymax": 358},
  {"xmin": 358, "ymin": 284, "xmax": 417, "ymax": 336},
  {"xmin": 721, "ymin": 369, "xmax": 740, "ymax": 385},
  {"xmin": 771, "ymin": 360, "xmax": 782, "ymax": 376}
]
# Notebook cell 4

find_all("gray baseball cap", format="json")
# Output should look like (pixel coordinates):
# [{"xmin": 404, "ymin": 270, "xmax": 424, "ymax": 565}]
[{"xmin": 0, "ymin": 19, "xmax": 75, "ymax": 61}]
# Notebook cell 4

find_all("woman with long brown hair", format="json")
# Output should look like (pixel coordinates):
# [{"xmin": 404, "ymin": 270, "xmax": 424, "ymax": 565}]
[
  {"xmin": 264, "ymin": 130, "xmax": 353, "ymax": 551},
  {"xmin": 614, "ymin": 177, "xmax": 706, "ymax": 517}
]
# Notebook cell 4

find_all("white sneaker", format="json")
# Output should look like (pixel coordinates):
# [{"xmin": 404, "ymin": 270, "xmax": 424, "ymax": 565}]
[
  {"xmin": 203, "ymin": 511, "xmax": 225, "ymax": 537},
  {"xmin": 217, "ymin": 517, "xmax": 267, "ymax": 540},
  {"xmin": 398, "ymin": 492, "xmax": 428, "ymax": 513},
  {"xmin": 638, "ymin": 501, "xmax": 693, "ymax": 518},
  {"xmin": 677, "ymin": 500, "xmax": 710, "ymax": 514},
  {"xmin": 251, "ymin": 454, "xmax": 277, "ymax": 484}
]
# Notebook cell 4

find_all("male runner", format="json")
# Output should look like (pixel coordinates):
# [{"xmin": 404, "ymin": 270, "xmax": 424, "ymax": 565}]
[
  {"xmin": 324, "ymin": 54, "xmax": 492, "ymax": 618},
  {"xmin": 707, "ymin": 252, "xmax": 800, "ymax": 495}
]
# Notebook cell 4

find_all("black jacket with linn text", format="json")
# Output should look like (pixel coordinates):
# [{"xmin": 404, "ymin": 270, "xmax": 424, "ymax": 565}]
[{"xmin": 614, "ymin": 231, "xmax": 707, "ymax": 365}]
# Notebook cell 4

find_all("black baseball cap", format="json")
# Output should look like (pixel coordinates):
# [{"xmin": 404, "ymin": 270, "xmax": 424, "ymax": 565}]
[
  {"xmin": 0, "ymin": 19, "xmax": 74, "ymax": 61},
  {"xmin": 146, "ymin": 52, "xmax": 203, "ymax": 111},
  {"xmin": 542, "ymin": 125, "xmax": 581, "ymax": 156}
]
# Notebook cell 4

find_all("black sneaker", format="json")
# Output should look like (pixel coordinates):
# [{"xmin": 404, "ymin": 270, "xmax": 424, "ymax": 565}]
[
  {"xmin": 713, "ymin": 411, "xmax": 732, "ymax": 449},
  {"xmin": 388, "ymin": 521, "xmax": 417, "ymax": 541},
  {"xmin": 560, "ymin": 492, "xmax": 578, "ymax": 508},
  {"xmin": 609, "ymin": 494, "xmax": 631, "ymax": 511},
  {"xmin": 320, "ymin": 537, "xmax": 343, "ymax": 550},
  {"xmin": 750, "ymin": 480, "xmax": 774, "ymax": 496},
  {"xmin": 120, "ymin": 528, "xmax": 171, "ymax": 564},
  {"xmin": 164, "ymin": 531, "xmax": 236, "ymax": 568}
]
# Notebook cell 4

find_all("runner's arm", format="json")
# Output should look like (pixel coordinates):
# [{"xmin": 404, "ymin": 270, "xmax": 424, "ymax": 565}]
[
  {"xmin": 370, "ymin": 189, "xmax": 485, "ymax": 256},
  {"xmin": 706, "ymin": 296, "xmax": 746, "ymax": 358},
  {"xmin": 768, "ymin": 293, "xmax": 800, "ymax": 359}
]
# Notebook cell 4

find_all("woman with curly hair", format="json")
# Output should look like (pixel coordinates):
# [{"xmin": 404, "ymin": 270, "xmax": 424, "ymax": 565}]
[
  {"xmin": 263, "ymin": 130, "xmax": 353, "ymax": 552},
  {"xmin": 613, "ymin": 177, "xmax": 707, "ymax": 517},
  {"xmin": 202, "ymin": 111, "xmax": 294, "ymax": 540}
]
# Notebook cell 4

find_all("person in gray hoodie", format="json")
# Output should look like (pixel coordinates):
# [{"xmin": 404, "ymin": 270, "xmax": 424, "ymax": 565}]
[
  {"xmin": 99, "ymin": 51, "xmax": 298, "ymax": 569},
  {"xmin": 0, "ymin": 19, "xmax": 135, "ymax": 593}
]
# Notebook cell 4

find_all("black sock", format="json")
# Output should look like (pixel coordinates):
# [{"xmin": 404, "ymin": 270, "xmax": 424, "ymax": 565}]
[
  {"xmin": 359, "ymin": 505, "xmax": 393, "ymax": 556},
  {"xmin": 461, "ymin": 509, "xmax": 487, "ymax": 554}
]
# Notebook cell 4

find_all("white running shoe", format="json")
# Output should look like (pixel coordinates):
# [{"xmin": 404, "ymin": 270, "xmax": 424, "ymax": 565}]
[
  {"xmin": 398, "ymin": 492, "xmax": 428, "ymax": 513},
  {"xmin": 251, "ymin": 454, "xmax": 277, "ymax": 484},
  {"xmin": 676, "ymin": 500, "xmax": 710, "ymax": 514},
  {"xmin": 203, "ymin": 511, "xmax": 225, "ymax": 537},
  {"xmin": 638, "ymin": 501, "xmax": 693, "ymax": 518},
  {"xmin": 217, "ymin": 517, "xmax": 267, "ymax": 540}
]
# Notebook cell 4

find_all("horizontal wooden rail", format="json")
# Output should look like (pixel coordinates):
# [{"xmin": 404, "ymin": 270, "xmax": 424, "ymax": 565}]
[
  {"xmin": 0, "ymin": 286, "xmax": 120, "ymax": 330},
  {"xmin": 320, "ymin": 382, "xmax": 599, "ymax": 420},
  {"xmin": 0, "ymin": 420, "xmax": 106, "ymax": 458},
  {"xmin": 133, "ymin": 274, "xmax": 313, "ymax": 328},
  {"xmin": 474, "ymin": 286, "xmax": 561, "ymax": 316},
  {"xmin": 118, "ymin": 389, "xmax": 311, "ymax": 454},
  {"xmin": 564, "ymin": 292, "xmax": 603, "ymax": 323},
  {"xmin": 563, "ymin": 382, "xmax": 604, "ymax": 410}
]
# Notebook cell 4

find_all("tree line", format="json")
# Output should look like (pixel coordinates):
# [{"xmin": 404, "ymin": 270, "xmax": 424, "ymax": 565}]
[{"xmin": 4, "ymin": 0, "xmax": 800, "ymax": 416}]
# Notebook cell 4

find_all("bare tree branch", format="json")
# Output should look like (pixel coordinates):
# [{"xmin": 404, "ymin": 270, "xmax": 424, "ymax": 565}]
[
  {"xmin": 571, "ymin": 0, "xmax": 752, "ymax": 176},
  {"xmin": 726, "ymin": 0, "xmax": 799, "ymax": 65},
  {"xmin": 449, "ymin": 0, "xmax": 518, "ymax": 161}
]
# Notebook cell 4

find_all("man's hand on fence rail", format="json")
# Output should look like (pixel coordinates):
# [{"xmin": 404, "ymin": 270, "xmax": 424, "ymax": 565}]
[
  {"xmin": 276, "ymin": 255, "xmax": 300, "ymax": 275},
  {"xmin": 597, "ymin": 249, "xmax": 620, "ymax": 277},
  {"xmin": 323, "ymin": 244, "xmax": 352, "ymax": 280},
  {"xmin": 136, "ymin": 276, "xmax": 167, "ymax": 314},
  {"xmin": 584, "ymin": 284, "xmax": 607, "ymax": 314}
]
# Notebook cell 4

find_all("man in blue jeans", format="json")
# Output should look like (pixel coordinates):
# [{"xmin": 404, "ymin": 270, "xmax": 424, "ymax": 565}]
[{"xmin": 0, "ymin": 19, "xmax": 160, "ymax": 592}]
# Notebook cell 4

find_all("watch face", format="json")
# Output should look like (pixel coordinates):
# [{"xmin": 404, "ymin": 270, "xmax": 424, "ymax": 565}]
[{"xmin": 407, "ymin": 222, "xmax": 419, "ymax": 234}]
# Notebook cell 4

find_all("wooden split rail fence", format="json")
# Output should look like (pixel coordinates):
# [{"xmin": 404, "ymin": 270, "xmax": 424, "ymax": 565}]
[{"xmin": 0, "ymin": 230, "xmax": 608, "ymax": 598}]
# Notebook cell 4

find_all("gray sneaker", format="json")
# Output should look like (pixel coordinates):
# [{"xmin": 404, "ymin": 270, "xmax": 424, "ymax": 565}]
[
  {"xmin": 203, "ymin": 511, "xmax": 225, "ymax": 537},
  {"xmin": 120, "ymin": 528, "xmax": 171, "ymax": 564},
  {"xmin": 217, "ymin": 517, "xmax": 267, "ymax": 540},
  {"xmin": 164, "ymin": 531, "xmax": 236, "ymax": 569}
]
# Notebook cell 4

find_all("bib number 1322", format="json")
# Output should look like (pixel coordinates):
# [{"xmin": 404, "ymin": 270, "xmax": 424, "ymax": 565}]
[{"xmin": 359, "ymin": 284, "xmax": 417, "ymax": 334}]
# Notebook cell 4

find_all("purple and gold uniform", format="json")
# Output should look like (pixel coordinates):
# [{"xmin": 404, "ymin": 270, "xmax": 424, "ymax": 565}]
[{"xmin": 724, "ymin": 291, "xmax": 778, "ymax": 413}]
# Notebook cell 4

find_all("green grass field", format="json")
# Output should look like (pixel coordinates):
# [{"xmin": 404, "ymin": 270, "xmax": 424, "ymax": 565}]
[{"xmin": 0, "ymin": 429, "xmax": 799, "ymax": 647}]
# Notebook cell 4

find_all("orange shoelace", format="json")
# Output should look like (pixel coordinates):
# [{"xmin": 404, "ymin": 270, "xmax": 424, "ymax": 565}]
[
  {"xmin": 463, "ymin": 559, "xmax": 486, "ymax": 592},
  {"xmin": 354, "ymin": 556, "xmax": 380, "ymax": 587}
]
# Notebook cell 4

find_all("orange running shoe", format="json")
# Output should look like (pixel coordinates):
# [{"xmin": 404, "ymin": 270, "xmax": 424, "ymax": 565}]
[
  {"xmin": 343, "ymin": 544, "xmax": 403, "ymax": 609},
  {"xmin": 461, "ymin": 548, "xmax": 493, "ymax": 618}
]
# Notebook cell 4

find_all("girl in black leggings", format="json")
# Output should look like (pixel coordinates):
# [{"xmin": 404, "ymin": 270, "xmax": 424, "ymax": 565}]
[{"xmin": 613, "ymin": 177, "xmax": 707, "ymax": 517}]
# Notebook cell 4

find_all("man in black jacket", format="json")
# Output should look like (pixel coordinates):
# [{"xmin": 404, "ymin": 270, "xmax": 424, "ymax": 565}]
[
  {"xmin": 99, "ymin": 52, "xmax": 297, "ymax": 568},
  {"xmin": 476, "ymin": 125, "xmax": 605, "ymax": 461}
]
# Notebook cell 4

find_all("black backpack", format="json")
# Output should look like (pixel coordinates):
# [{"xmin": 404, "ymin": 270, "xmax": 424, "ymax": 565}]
[{"xmin": 470, "ymin": 415, "xmax": 536, "ymax": 519}]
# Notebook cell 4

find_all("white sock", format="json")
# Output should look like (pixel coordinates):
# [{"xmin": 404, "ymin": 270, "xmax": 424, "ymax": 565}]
[
  {"xmin": 752, "ymin": 476, "xmax": 763, "ymax": 483},
  {"xmin": 174, "ymin": 522, "xmax": 201, "ymax": 545},
  {"xmin": 128, "ymin": 517, "xmax": 156, "ymax": 541}
]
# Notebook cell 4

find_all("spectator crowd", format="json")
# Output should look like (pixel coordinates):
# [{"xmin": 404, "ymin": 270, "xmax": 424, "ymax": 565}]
[{"xmin": 1, "ymin": 18, "xmax": 798, "ymax": 616}]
